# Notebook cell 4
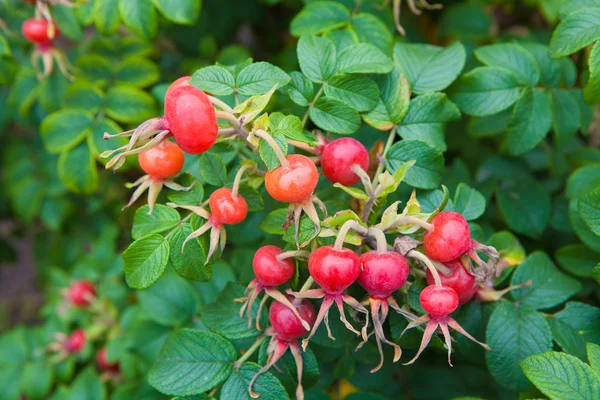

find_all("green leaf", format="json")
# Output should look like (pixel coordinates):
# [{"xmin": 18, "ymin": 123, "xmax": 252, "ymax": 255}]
[
  {"xmin": 138, "ymin": 269, "xmax": 198, "ymax": 326},
  {"xmin": 9, "ymin": 178, "xmax": 44, "ymax": 224},
  {"xmin": 548, "ymin": 302, "xmax": 600, "ymax": 361},
  {"xmin": 566, "ymin": 165, "xmax": 600, "ymax": 200},
  {"xmin": 58, "ymin": 139, "xmax": 98, "ymax": 194},
  {"xmin": 337, "ymin": 43, "xmax": 394, "ymax": 74},
  {"xmin": 474, "ymin": 43, "xmax": 540, "ymax": 86},
  {"xmin": 350, "ymin": 12, "xmax": 393, "ymax": 54},
  {"xmin": 309, "ymin": 96, "xmax": 361, "ymax": 134},
  {"xmin": 585, "ymin": 41, "xmax": 600, "ymax": 103},
  {"xmin": 115, "ymin": 58, "xmax": 160, "ymax": 88},
  {"xmin": 94, "ymin": 0, "xmax": 121, "ymax": 34},
  {"xmin": 324, "ymin": 74, "xmax": 379, "ymax": 112},
  {"xmin": 397, "ymin": 93, "xmax": 460, "ymax": 151},
  {"xmin": 521, "ymin": 352, "xmax": 600, "ymax": 399},
  {"xmin": 132, "ymin": 204, "xmax": 180, "ymax": 240},
  {"xmin": 386, "ymin": 140, "xmax": 444, "ymax": 190},
  {"xmin": 556, "ymin": 244, "xmax": 600, "ymax": 278},
  {"xmin": 297, "ymin": 35, "xmax": 337, "ymax": 83},
  {"xmin": 519, "ymin": 43, "xmax": 561, "ymax": 87},
  {"xmin": 467, "ymin": 108, "xmax": 511, "ymax": 138},
  {"xmin": 199, "ymin": 152, "xmax": 227, "ymax": 186},
  {"xmin": 448, "ymin": 67, "xmax": 522, "ymax": 116},
  {"xmin": 190, "ymin": 66, "xmax": 235, "ymax": 96},
  {"xmin": 20, "ymin": 360, "xmax": 53, "ymax": 400},
  {"xmin": 549, "ymin": 8, "xmax": 600, "ymax": 57},
  {"xmin": 394, "ymin": 41, "xmax": 466, "ymax": 94},
  {"xmin": 570, "ymin": 199, "xmax": 600, "ymax": 250},
  {"xmin": 76, "ymin": 55, "xmax": 113, "ymax": 88},
  {"xmin": 589, "ymin": 343, "xmax": 600, "ymax": 372},
  {"xmin": 287, "ymin": 72, "xmax": 315, "ymax": 107},
  {"xmin": 148, "ymin": 329, "xmax": 235, "ymax": 396},
  {"xmin": 53, "ymin": 5, "xmax": 82, "ymax": 40},
  {"xmin": 68, "ymin": 368, "xmax": 106, "ymax": 400},
  {"xmin": 41, "ymin": 110, "xmax": 93, "ymax": 154},
  {"xmin": 63, "ymin": 83, "xmax": 104, "ymax": 112},
  {"xmin": 237, "ymin": 184, "xmax": 264, "ymax": 213},
  {"xmin": 119, "ymin": 0, "xmax": 158, "ymax": 39},
  {"xmin": 89, "ymin": 118, "xmax": 123, "ymax": 157},
  {"xmin": 236, "ymin": 62, "xmax": 290, "ymax": 96},
  {"xmin": 105, "ymin": 85, "xmax": 156, "ymax": 123},
  {"xmin": 363, "ymin": 68, "xmax": 410, "ymax": 131},
  {"xmin": 551, "ymin": 88, "xmax": 581, "ymax": 145},
  {"xmin": 272, "ymin": 114, "xmax": 314, "ymax": 145},
  {"xmin": 167, "ymin": 175, "xmax": 204, "ymax": 206},
  {"xmin": 511, "ymin": 251, "xmax": 582, "ymax": 310},
  {"xmin": 234, "ymin": 87, "xmax": 277, "ymax": 124},
  {"xmin": 168, "ymin": 223, "xmax": 212, "ymax": 281},
  {"xmin": 258, "ymin": 208, "xmax": 287, "ymax": 235},
  {"xmin": 282, "ymin": 216, "xmax": 318, "ymax": 246},
  {"xmin": 507, "ymin": 88, "xmax": 552, "ymax": 155},
  {"xmin": 258, "ymin": 132, "xmax": 288, "ymax": 171},
  {"xmin": 123, "ymin": 234, "xmax": 169, "ymax": 289},
  {"xmin": 453, "ymin": 183, "xmax": 486, "ymax": 221},
  {"xmin": 486, "ymin": 302, "xmax": 553, "ymax": 391},
  {"xmin": 496, "ymin": 179, "xmax": 551, "ymax": 238},
  {"xmin": 377, "ymin": 160, "xmax": 415, "ymax": 198},
  {"xmin": 579, "ymin": 189, "xmax": 600, "ymax": 236},
  {"xmin": 152, "ymin": 0, "xmax": 200, "ymax": 25},
  {"xmin": 333, "ymin": 183, "xmax": 370, "ymax": 201},
  {"xmin": 221, "ymin": 362, "xmax": 289, "ymax": 400},
  {"xmin": 290, "ymin": 1, "xmax": 350, "ymax": 36},
  {"xmin": 201, "ymin": 283, "xmax": 264, "ymax": 340},
  {"xmin": 560, "ymin": 0, "xmax": 600, "ymax": 17}
]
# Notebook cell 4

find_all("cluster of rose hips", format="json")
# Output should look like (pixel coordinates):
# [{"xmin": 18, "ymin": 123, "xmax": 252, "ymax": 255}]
[{"xmin": 45, "ymin": 280, "xmax": 120, "ymax": 377}]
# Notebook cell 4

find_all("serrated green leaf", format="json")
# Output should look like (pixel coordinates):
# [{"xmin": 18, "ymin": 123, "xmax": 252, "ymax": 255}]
[
  {"xmin": 290, "ymin": 1, "xmax": 350, "ymax": 36},
  {"xmin": 496, "ymin": 180, "xmax": 551, "ymax": 238},
  {"xmin": 556, "ymin": 244, "xmax": 600, "ymax": 278},
  {"xmin": 94, "ymin": 0, "xmax": 121, "ymax": 34},
  {"xmin": 579, "ymin": 189, "xmax": 600, "ymax": 236},
  {"xmin": 123, "ymin": 234, "xmax": 169, "ymax": 289},
  {"xmin": 448, "ymin": 67, "xmax": 522, "ymax": 116},
  {"xmin": 584, "ymin": 41, "xmax": 600, "ymax": 103},
  {"xmin": 258, "ymin": 208, "xmax": 287, "ymax": 235},
  {"xmin": 363, "ymin": 68, "xmax": 410, "ymax": 130},
  {"xmin": 549, "ymin": 8, "xmax": 600, "ymax": 58},
  {"xmin": 272, "ymin": 114, "xmax": 314, "ymax": 144},
  {"xmin": 199, "ymin": 152, "xmax": 227, "ymax": 186},
  {"xmin": 474, "ymin": 43, "xmax": 540, "ymax": 86},
  {"xmin": 132, "ymin": 204, "xmax": 180, "ymax": 240},
  {"xmin": 394, "ymin": 41, "xmax": 466, "ymax": 94},
  {"xmin": 453, "ymin": 183, "xmax": 485, "ymax": 221},
  {"xmin": 570, "ymin": 199, "xmax": 600, "ymax": 250},
  {"xmin": 148, "ymin": 329, "xmax": 235, "ymax": 396},
  {"xmin": 566, "ymin": 165, "xmax": 600, "ymax": 200},
  {"xmin": 41, "ymin": 110, "xmax": 93, "ymax": 154},
  {"xmin": 236, "ymin": 184, "xmax": 264, "ymax": 212},
  {"xmin": 377, "ymin": 160, "xmax": 415, "ymax": 198},
  {"xmin": 551, "ymin": 88, "xmax": 581, "ymax": 146},
  {"xmin": 190, "ymin": 66, "xmax": 235, "ymax": 96},
  {"xmin": 63, "ymin": 83, "xmax": 104, "ymax": 112},
  {"xmin": 333, "ymin": 183, "xmax": 369, "ymax": 201},
  {"xmin": 76, "ymin": 55, "xmax": 113, "ymax": 88},
  {"xmin": 511, "ymin": 251, "xmax": 582, "ymax": 310},
  {"xmin": 168, "ymin": 223, "xmax": 212, "ymax": 281},
  {"xmin": 467, "ymin": 108, "xmax": 511, "ymax": 138},
  {"xmin": 507, "ymin": 88, "xmax": 552, "ymax": 155},
  {"xmin": 548, "ymin": 302, "xmax": 600, "ymax": 361},
  {"xmin": 167, "ymin": 175, "xmax": 204, "ymax": 206},
  {"xmin": 521, "ymin": 351, "xmax": 600, "ymax": 399},
  {"xmin": 297, "ymin": 35, "xmax": 337, "ymax": 83},
  {"xmin": 324, "ymin": 74, "xmax": 379, "ymax": 112},
  {"xmin": 53, "ymin": 5, "xmax": 82, "ymax": 40},
  {"xmin": 58, "ymin": 139, "xmax": 98, "ymax": 194},
  {"xmin": 310, "ymin": 96, "xmax": 360, "ymax": 134},
  {"xmin": 152, "ymin": 0, "xmax": 200, "ymax": 25},
  {"xmin": 486, "ymin": 302, "xmax": 553, "ymax": 391},
  {"xmin": 236, "ymin": 62, "xmax": 290, "ymax": 96},
  {"xmin": 386, "ymin": 140, "xmax": 444, "ymax": 190},
  {"xmin": 105, "ymin": 85, "xmax": 156, "ymax": 123},
  {"xmin": 67, "ymin": 368, "xmax": 106, "ymax": 400},
  {"xmin": 115, "ymin": 58, "xmax": 160, "ymax": 88},
  {"xmin": 589, "ymin": 343, "xmax": 600, "ymax": 372},
  {"xmin": 20, "ymin": 360, "xmax": 53, "ymax": 400},
  {"xmin": 233, "ymin": 86, "xmax": 277, "ymax": 124},
  {"xmin": 337, "ymin": 43, "xmax": 393, "ymax": 74},
  {"xmin": 350, "ymin": 12, "xmax": 393, "ymax": 54},
  {"xmin": 287, "ymin": 72, "xmax": 315, "ymax": 107},
  {"xmin": 258, "ymin": 132, "xmax": 288, "ymax": 171},
  {"xmin": 119, "ymin": 0, "xmax": 158, "ymax": 39},
  {"xmin": 221, "ymin": 362, "xmax": 289, "ymax": 400}
]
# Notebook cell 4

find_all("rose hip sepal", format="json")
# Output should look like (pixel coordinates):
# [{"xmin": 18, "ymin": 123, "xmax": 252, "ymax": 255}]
[
  {"xmin": 123, "ymin": 141, "xmax": 192, "ymax": 214},
  {"xmin": 355, "ymin": 250, "xmax": 412, "ymax": 372},
  {"xmin": 320, "ymin": 138, "xmax": 369, "ymax": 186},
  {"xmin": 248, "ymin": 297, "xmax": 315, "ymax": 400},
  {"xmin": 101, "ymin": 81, "xmax": 219, "ymax": 171},
  {"xmin": 401, "ymin": 285, "xmax": 490, "ymax": 366},
  {"xmin": 238, "ymin": 245, "xmax": 311, "ymax": 331},
  {"xmin": 288, "ymin": 245, "xmax": 369, "ymax": 350}
]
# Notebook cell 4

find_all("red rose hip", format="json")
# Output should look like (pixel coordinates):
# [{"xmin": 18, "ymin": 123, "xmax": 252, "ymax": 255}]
[
  {"xmin": 269, "ymin": 298, "xmax": 316, "ymax": 342},
  {"xmin": 426, "ymin": 258, "xmax": 477, "ymax": 305},
  {"xmin": 138, "ymin": 140, "xmax": 185, "ymax": 180},
  {"xmin": 321, "ymin": 138, "xmax": 369, "ymax": 186},
  {"xmin": 253, "ymin": 245, "xmax": 295, "ymax": 287},
  {"xmin": 308, "ymin": 246, "xmax": 361, "ymax": 294},
  {"xmin": 22, "ymin": 18, "xmax": 59, "ymax": 44},
  {"xmin": 420, "ymin": 285, "xmax": 459, "ymax": 317},
  {"xmin": 358, "ymin": 251, "xmax": 409, "ymax": 299},
  {"xmin": 423, "ymin": 211, "xmax": 471, "ymax": 262},
  {"xmin": 165, "ymin": 76, "xmax": 191, "ymax": 98},
  {"xmin": 265, "ymin": 154, "xmax": 319, "ymax": 203},
  {"xmin": 209, "ymin": 188, "xmax": 248, "ymax": 225}
]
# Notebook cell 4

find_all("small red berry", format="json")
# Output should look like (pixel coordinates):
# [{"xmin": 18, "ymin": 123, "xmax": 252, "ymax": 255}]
[
  {"xmin": 165, "ymin": 76, "xmax": 191, "ymax": 98},
  {"xmin": 358, "ymin": 251, "xmax": 409, "ymax": 299},
  {"xmin": 96, "ymin": 348, "xmax": 119, "ymax": 372},
  {"xmin": 420, "ymin": 285, "xmax": 459, "ymax": 318},
  {"xmin": 308, "ymin": 246, "xmax": 361, "ymax": 294},
  {"xmin": 253, "ymin": 245, "xmax": 295, "ymax": 287},
  {"xmin": 423, "ymin": 211, "xmax": 471, "ymax": 263},
  {"xmin": 64, "ymin": 330, "xmax": 86, "ymax": 353},
  {"xmin": 265, "ymin": 154, "xmax": 319, "ymax": 203},
  {"xmin": 426, "ymin": 258, "xmax": 477, "ymax": 305},
  {"xmin": 138, "ymin": 140, "xmax": 185, "ymax": 180},
  {"xmin": 164, "ymin": 86, "xmax": 218, "ymax": 154},
  {"xmin": 269, "ymin": 297, "xmax": 315, "ymax": 342},
  {"xmin": 209, "ymin": 188, "xmax": 248, "ymax": 225},
  {"xmin": 320, "ymin": 138, "xmax": 369, "ymax": 186},
  {"xmin": 68, "ymin": 281, "xmax": 96, "ymax": 307},
  {"xmin": 21, "ymin": 18, "xmax": 59, "ymax": 44}
]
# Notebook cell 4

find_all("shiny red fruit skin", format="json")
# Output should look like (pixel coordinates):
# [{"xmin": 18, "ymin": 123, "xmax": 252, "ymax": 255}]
[
  {"xmin": 426, "ymin": 258, "xmax": 477, "ymax": 305},
  {"xmin": 269, "ymin": 297, "xmax": 316, "ymax": 342},
  {"xmin": 164, "ymin": 86, "xmax": 218, "ymax": 154},
  {"xmin": 21, "ymin": 19, "xmax": 59, "ymax": 44},
  {"xmin": 358, "ymin": 251, "xmax": 409, "ymax": 299},
  {"xmin": 65, "ymin": 330, "xmax": 86, "ymax": 353},
  {"xmin": 308, "ymin": 246, "xmax": 361, "ymax": 294},
  {"xmin": 253, "ymin": 245, "xmax": 295, "ymax": 287},
  {"xmin": 165, "ymin": 76, "xmax": 191, "ymax": 98},
  {"xmin": 265, "ymin": 154, "xmax": 319, "ymax": 203},
  {"xmin": 320, "ymin": 138, "xmax": 369, "ymax": 186},
  {"xmin": 138, "ymin": 140, "xmax": 185, "ymax": 179},
  {"xmin": 209, "ymin": 188, "xmax": 248, "ymax": 225},
  {"xmin": 96, "ymin": 348, "xmax": 119, "ymax": 372},
  {"xmin": 423, "ymin": 211, "xmax": 471, "ymax": 262},
  {"xmin": 420, "ymin": 285, "xmax": 459, "ymax": 317},
  {"xmin": 68, "ymin": 281, "xmax": 96, "ymax": 307}
]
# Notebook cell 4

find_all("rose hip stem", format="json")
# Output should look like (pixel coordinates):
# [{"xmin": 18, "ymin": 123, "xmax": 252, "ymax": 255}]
[
  {"xmin": 254, "ymin": 130, "xmax": 289, "ymax": 168},
  {"xmin": 408, "ymin": 250, "xmax": 443, "ymax": 288},
  {"xmin": 231, "ymin": 164, "xmax": 253, "ymax": 198},
  {"xmin": 333, "ymin": 220, "xmax": 368, "ymax": 251}
]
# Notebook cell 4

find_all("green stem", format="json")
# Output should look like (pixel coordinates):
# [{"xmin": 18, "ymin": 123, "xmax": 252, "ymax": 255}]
[
  {"xmin": 234, "ymin": 336, "xmax": 267, "ymax": 368},
  {"xmin": 373, "ymin": 125, "xmax": 397, "ymax": 186},
  {"xmin": 302, "ymin": 83, "xmax": 326, "ymax": 128},
  {"xmin": 231, "ymin": 164, "xmax": 253, "ymax": 198}
]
